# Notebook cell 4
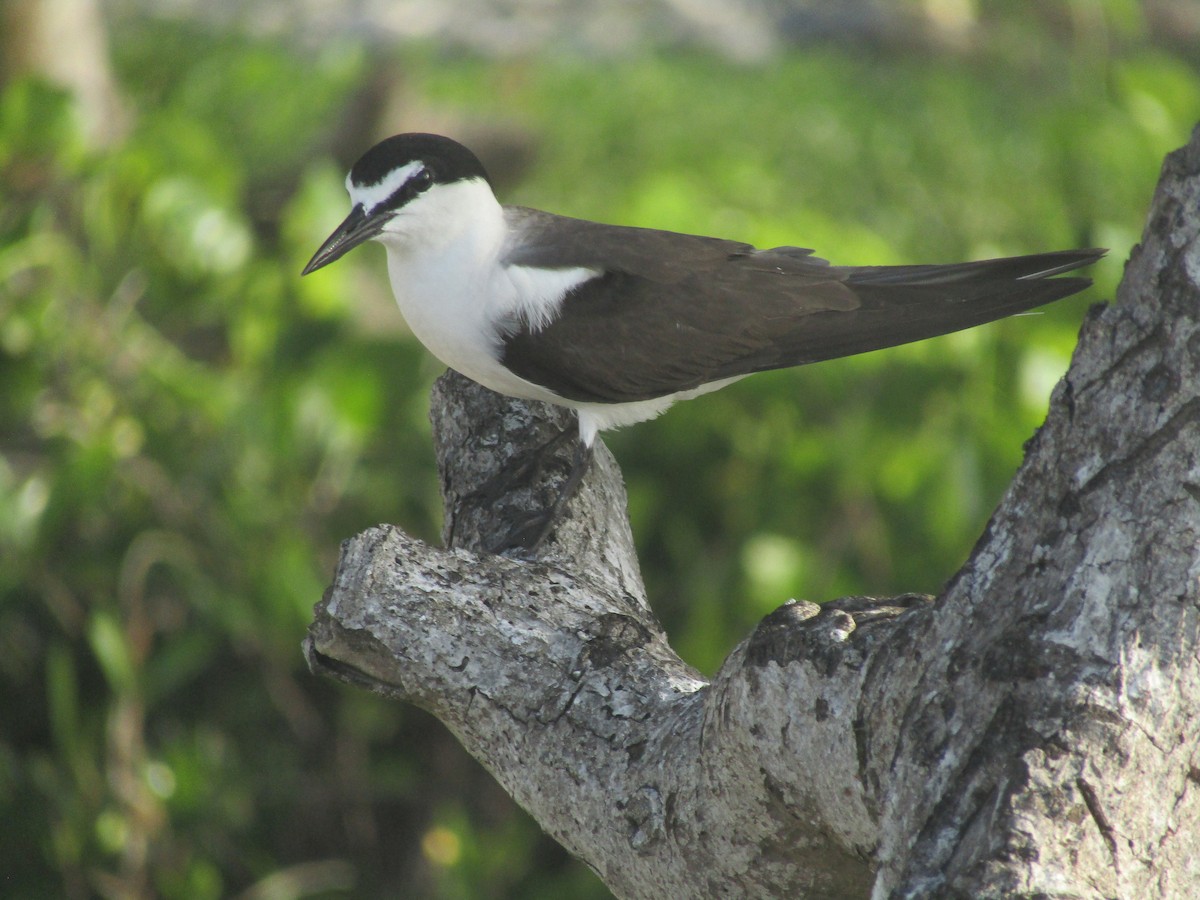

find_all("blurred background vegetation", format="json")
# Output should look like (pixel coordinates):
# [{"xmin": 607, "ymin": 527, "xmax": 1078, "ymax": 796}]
[{"xmin": 1, "ymin": 0, "xmax": 1196, "ymax": 896}]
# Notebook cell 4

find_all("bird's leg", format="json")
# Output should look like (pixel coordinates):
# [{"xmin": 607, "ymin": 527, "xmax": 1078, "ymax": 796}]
[
  {"xmin": 530, "ymin": 437, "xmax": 594, "ymax": 547},
  {"xmin": 492, "ymin": 433, "xmax": 594, "ymax": 556},
  {"xmin": 464, "ymin": 426, "xmax": 576, "ymax": 507}
]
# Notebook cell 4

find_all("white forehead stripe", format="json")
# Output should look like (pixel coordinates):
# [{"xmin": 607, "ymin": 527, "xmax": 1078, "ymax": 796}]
[{"xmin": 346, "ymin": 161, "xmax": 425, "ymax": 214}]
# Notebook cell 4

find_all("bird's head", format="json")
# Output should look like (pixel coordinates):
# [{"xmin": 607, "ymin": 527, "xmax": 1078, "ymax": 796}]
[{"xmin": 302, "ymin": 133, "xmax": 493, "ymax": 275}]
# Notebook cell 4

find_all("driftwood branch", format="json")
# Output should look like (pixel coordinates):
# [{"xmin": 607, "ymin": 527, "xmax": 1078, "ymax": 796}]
[{"xmin": 306, "ymin": 125, "xmax": 1200, "ymax": 898}]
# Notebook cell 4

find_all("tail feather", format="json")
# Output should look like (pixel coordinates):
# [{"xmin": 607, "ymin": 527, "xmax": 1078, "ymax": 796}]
[
  {"xmin": 842, "ymin": 248, "xmax": 1106, "ymax": 286},
  {"xmin": 749, "ymin": 248, "xmax": 1106, "ymax": 371}
]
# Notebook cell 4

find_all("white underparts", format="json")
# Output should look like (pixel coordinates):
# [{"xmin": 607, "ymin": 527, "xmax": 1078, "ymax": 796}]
[{"xmin": 574, "ymin": 376, "xmax": 745, "ymax": 446}]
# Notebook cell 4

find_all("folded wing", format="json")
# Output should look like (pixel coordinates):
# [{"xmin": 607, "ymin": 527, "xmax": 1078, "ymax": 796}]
[{"xmin": 500, "ymin": 207, "xmax": 1103, "ymax": 404}]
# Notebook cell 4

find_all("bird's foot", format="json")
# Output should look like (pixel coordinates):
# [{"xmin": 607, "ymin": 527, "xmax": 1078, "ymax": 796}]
[{"xmin": 487, "ymin": 438, "xmax": 594, "ymax": 557}]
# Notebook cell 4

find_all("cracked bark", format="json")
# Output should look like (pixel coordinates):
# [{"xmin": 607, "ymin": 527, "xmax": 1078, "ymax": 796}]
[{"xmin": 306, "ymin": 126, "xmax": 1200, "ymax": 898}]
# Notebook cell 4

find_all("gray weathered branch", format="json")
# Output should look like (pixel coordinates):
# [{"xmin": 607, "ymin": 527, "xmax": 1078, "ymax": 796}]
[{"xmin": 307, "ymin": 125, "xmax": 1200, "ymax": 898}]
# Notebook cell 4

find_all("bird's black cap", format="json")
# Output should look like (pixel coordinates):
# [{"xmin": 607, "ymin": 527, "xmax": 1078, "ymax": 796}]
[{"xmin": 349, "ymin": 133, "xmax": 492, "ymax": 189}]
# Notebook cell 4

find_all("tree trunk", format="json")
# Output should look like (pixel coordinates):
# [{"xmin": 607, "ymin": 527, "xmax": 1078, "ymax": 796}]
[
  {"xmin": 306, "ymin": 126, "xmax": 1200, "ymax": 898},
  {"xmin": 2, "ymin": 0, "xmax": 129, "ymax": 146}
]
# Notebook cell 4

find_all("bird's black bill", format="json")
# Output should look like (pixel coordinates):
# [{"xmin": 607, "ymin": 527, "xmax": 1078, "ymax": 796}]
[{"xmin": 301, "ymin": 204, "xmax": 390, "ymax": 275}]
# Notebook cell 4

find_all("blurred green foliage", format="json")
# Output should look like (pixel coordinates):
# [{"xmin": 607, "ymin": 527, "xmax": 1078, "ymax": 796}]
[{"xmin": 1, "ymin": 9, "xmax": 1196, "ymax": 899}]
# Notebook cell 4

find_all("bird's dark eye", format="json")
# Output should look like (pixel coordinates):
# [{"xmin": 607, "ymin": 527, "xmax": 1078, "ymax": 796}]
[{"xmin": 411, "ymin": 169, "xmax": 433, "ymax": 192}]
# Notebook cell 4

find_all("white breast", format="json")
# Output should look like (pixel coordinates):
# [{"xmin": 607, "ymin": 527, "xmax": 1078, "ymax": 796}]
[{"xmin": 374, "ymin": 177, "xmax": 598, "ymax": 407}]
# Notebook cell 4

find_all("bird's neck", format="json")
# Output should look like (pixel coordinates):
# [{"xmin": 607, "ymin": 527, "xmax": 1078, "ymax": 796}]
[{"xmin": 375, "ymin": 180, "xmax": 510, "ymax": 370}]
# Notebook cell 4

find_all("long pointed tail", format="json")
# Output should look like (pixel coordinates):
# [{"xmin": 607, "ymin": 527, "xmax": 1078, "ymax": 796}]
[{"xmin": 772, "ymin": 248, "xmax": 1106, "ymax": 366}]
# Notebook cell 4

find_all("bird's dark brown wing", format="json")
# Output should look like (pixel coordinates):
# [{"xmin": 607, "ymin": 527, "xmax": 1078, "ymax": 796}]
[
  {"xmin": 499, "ymin": 207, "xmax": 1103, "ymax": 404},
  {"xmin": 503, "ymin": 206, "xmax": 832, "ymax": 282}
]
